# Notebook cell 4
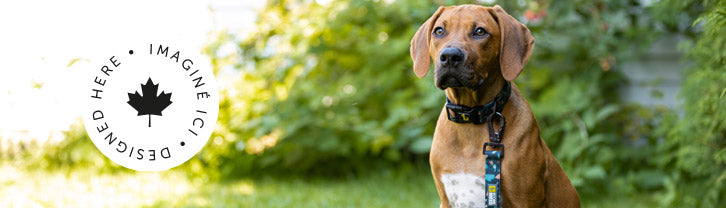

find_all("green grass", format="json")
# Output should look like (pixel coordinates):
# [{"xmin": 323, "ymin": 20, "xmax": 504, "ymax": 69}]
[
  {"xmin": 0, "ymin": 164, "xmax": 440, "ymax": 207},
  {"xmin": 0, "ymin": 163, "xmax": 660, "ymax": 207},
  {"xmin": 150, "ymin": 170, "xmax": 441, "ymax": 207},
  {"xmin": 583, "ymin": 195, "xmax": 660, "ymax": 208}
]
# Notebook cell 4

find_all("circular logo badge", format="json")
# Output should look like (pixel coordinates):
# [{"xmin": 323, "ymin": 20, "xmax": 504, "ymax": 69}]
[{"xmin": 82, "ymin": 43, "xmax": 219, "ymax": 171}]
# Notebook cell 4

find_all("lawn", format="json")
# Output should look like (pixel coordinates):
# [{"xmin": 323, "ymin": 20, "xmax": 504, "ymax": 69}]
[
  {"xmin": 0, "ymin": 164, "xmax": 440, "ymax": 207},
  {"xmin": 0, "ymin": 164, "xmax": 658, "ymax": 207}
]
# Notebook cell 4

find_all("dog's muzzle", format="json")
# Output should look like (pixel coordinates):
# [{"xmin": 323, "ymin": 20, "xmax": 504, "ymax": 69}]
[{"xmin": 435, "ymin": 47, "xmax": 483, "ymax": 90}]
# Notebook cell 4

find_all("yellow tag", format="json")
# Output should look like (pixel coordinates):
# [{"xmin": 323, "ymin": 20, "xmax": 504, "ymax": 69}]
[
  {"xmin": 461, "ymin": 114, "xmax": 469, "ymax": 121},
  {"xmin": 488, "ymin": 185, "xmax": 496, "ymax": 193}
]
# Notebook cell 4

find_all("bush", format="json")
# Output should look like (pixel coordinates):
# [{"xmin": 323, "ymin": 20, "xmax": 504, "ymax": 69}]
[
  {"xmin": 654, "ymin": 0, "xmax": 726, "ymax": 206},
  {"xmin": 198, "ymin": 0, "xmax": 453, "ymax": 177}
]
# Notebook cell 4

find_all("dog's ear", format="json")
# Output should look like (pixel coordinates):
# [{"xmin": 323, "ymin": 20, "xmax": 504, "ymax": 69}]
[
  {"xmin": 410, "ymin": 6, "xmax": 445, "ymax": 78},
  {"xmin": 491, "ymin": 5, "xmax": 534, "ymax": 81}
]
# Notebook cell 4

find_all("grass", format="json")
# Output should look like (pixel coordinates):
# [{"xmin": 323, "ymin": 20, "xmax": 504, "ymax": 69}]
[
  {"xmin": 150, "ymin": 170, "xmax": 441, "ymax": 207},
  {"xmin": 0, "ymin": 164, "xmax": 440, "ymax": 208},
  {"xmin": 0, "ymin": 163, "xmax": 660, "ymax": 207}
]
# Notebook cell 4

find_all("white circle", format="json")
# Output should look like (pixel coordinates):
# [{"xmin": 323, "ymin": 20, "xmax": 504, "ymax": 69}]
[{"xmin": 81, "ymin": 42, "xmax": 219, "ymax": 171}]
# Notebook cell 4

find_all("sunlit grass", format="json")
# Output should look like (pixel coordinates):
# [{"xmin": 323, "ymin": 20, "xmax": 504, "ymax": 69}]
[
  {"xmin": 0, "ymin": 165, "xmax": 193, "ymax": 207},
  {"xmin": 0, "ymin": 164, "xmax": 440, "ymax": 208},
  {"xmin": 149, "ymin": 171, "xmax": 441, "ymax": 207},
  {"xmin": 0, "ymin": 163, "xmax": 659, "ymax": 207}
]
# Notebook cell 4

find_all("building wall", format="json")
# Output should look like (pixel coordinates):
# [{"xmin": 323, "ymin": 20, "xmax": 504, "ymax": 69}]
[{"xmin": 619, "ymin": 35, "xmax": 687, "ymax": 109}]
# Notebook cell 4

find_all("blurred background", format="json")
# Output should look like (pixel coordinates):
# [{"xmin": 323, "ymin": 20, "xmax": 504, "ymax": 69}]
[{"xmin": 1, "ymin": 0, "xmax": 725, "ymax": 207}]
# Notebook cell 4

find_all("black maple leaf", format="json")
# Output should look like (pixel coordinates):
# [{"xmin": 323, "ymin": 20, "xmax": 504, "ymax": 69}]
[{"xmin": 127, "ymin": 78, "xmax": 173, "ymax": 127}]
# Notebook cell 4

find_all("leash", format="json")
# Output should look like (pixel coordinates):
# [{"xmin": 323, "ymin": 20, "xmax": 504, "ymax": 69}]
[
  {"xmin": 445, "ymin": 82, "xmax": 510, "ymax": 208},
  {"xmin": 484, "ymin": 109, "xmax": 505, "ymax": 208}
]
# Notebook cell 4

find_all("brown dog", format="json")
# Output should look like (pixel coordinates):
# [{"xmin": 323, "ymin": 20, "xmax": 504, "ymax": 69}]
[{"xmin": 410, "ymin": 5, "xmax": 580, "ymax": 208}]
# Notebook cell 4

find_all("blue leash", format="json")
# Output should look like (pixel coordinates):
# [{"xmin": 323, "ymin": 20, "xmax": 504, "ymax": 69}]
[{"xmin": 484, "ymin": 150, "xmax": 502, "ymax": 208}]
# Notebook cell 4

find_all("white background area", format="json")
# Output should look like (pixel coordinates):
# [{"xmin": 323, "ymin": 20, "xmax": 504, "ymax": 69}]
[{"xmin": 0, "ymin": 0, "xmax": 265, "ymax": 144}]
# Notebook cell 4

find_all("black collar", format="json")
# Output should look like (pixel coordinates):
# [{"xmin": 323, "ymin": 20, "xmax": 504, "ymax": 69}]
[{"xmin": 445, "ymin": 82, "xmax": 511, "ymax": 124}]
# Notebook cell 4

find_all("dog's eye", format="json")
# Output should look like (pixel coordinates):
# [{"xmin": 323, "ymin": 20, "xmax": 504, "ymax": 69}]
[
  {"xmin": 433, "ymin": 27, "xmax": 445, "ymax": 37},
  {"xmin": 473, "ymin": 27, "xmax": 487, "ymax": 37}
]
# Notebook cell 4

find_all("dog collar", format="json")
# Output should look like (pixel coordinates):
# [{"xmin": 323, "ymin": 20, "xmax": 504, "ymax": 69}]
[{"xmin": 445, "ymin": 82, "xmax": 511, "ymax": 124}]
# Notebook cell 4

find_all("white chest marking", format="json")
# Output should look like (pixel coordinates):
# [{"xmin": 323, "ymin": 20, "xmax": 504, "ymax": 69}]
[{"xmin": 441, "ymin": 173, "xmax": 488, "ymax": 208}]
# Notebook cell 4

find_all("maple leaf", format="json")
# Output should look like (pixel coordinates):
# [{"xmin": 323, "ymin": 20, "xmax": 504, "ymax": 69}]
[{"xmin": 127, "ymin": 78, "xmax": 173, "ymax": 127}]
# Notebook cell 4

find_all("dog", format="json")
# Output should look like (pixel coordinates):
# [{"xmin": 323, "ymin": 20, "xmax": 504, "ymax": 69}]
[{"xmin": 410, "ymin": 5, "xmax": 580, "ymax": 208}]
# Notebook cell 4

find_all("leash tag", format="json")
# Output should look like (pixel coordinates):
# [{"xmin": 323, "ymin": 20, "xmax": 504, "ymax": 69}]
[{"xmin": 488, "ymin": 185, "xmax": 497, "ymax": 205}]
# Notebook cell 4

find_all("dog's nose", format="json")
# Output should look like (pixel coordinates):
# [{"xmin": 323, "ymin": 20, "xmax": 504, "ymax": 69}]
[{"xmin": 439, "ymin": 47, "xmax": 464, "ymax": 68}]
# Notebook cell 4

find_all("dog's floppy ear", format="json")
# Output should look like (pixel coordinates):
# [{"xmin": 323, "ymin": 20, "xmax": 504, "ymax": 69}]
[
  {"xmin": 491, "ymin": 5, "xmax": 534, "ymax": 81},
  {"xmin": 410, "ymin": 6, "xmax": 445, "ymax": 78}
]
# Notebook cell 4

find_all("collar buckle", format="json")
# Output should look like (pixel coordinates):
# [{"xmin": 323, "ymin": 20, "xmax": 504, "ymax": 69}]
[{"xmin": 446, "ymin": 101, "xmax": 485, "ymax": 124}]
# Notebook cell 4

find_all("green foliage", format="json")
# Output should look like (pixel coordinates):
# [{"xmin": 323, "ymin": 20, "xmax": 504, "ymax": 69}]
[
  {"xmin": 200, "ymin": 0, "xmax": 471, "ymax": 176},
  {"xmin": 14, "ymin": 120, "xmax": 130, "ymax": 174},
  {"xmin": 510, "ymin": 1, "xmax": 666, "ymax": 196},
  {"xmin": 654, "ymin": 0, "xmax": 726, "ymax": 206}
]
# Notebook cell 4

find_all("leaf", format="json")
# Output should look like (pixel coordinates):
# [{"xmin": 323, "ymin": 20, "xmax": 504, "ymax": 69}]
[
  {"xmin": 127, "ymin": 78, "xmax": 173, "ymax": 127},
  {"xmin": 409, "ymin": 137, "xmax": 432, "ymax": 154},
  {"xmin": 66, "ymin": 57, "xmax": 88, "ymax": 67},
  {"xmin": 634, "ymin": 170, "xmax": 666, "ymax": 190},
  {"xmin": 583, "ymin": 166, "xmax": 606, "ymax": 180},
  {"xmin": 594, "ymin": 104, "xmax": 619, "ymax": 123}
]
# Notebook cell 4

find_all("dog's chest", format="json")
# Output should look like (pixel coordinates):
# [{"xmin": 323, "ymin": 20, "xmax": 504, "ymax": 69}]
[{"xmin": 441, "ymin": 173, "xmax": 487, "ymax": 208}]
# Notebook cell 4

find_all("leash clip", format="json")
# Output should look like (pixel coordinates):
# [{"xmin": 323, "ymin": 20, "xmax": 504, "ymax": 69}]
[{"xmin": 487, "ymin": 111, "xmax": 505, "ymax": 143}]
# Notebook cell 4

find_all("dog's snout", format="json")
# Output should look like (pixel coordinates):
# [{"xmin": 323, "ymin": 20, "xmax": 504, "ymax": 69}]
[{"xmin": 439, "ymin": 47, "xmax": 464, "ymax": 68}]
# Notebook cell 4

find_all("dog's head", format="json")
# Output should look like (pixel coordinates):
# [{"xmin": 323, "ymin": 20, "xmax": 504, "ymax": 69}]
[{"xmin": 410, "ymin": 5, "xmax": 534, "ymax": 90}]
